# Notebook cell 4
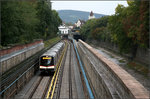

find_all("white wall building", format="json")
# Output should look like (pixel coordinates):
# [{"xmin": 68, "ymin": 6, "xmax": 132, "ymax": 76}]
[
  {"xmin": 75, "ymin": 19, "xmax": 85, "ymax": 28},
  {"xmin": 58, "ymin": 25, "xmax": 70, "ymax": 34},
  {"xmin": 68, "ymin": 26, "xmax": 74, "ymax": 29}
]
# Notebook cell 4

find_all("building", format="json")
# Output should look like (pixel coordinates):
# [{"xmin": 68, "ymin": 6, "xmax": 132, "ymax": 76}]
[
  {"xmin": 88, "ymin": 11, "xmax": 95, "ymax": 19},
  {"xmin": 75, "ymin": 19, "xmax": 85, "ymax": 28},
  {"xmin": 58, "ymin": 24, "xmax": 70, "ymax": 34},
  {"xmin": 68, "ymin": 26, "xmax": 74, "ymax": 30}
]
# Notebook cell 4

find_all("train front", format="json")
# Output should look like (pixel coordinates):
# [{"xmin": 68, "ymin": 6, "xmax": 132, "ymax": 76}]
[{"xmin": 39, "ymin": 55, "xmax": 55, "ymax": 72}]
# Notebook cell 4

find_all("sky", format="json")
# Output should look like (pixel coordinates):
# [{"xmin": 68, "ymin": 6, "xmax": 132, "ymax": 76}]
[{"xmin": 51, "ymin": 1, "xmax": 128, "ymax": 15}]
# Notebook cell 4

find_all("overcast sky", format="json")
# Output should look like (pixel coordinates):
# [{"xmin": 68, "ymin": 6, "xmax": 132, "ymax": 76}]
[{"xmin": 51, "ymin": 1, "xmax": 128, "ymax": 15}]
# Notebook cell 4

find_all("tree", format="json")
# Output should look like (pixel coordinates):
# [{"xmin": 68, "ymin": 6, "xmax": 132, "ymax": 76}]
[
  {"xmin": 80, "ymin": 16, "xmax": 110, "ymax": 42},
  {"xmin": 109, "ymin": 4, "xmax": 133, "ymax": 53},
  {"xmin": 50, "ymin": 10, "xmax": 62, "ymax": 37},
  {"xmin": 1, "ymin": 1, "xmax": 39, "ymax": 45},
  {"xmin": 1, "ymin": 0, "xmax": 62, "ymax": 46},
  {"xmin": 36, "ymin": 0, "xmax": 52, "ymax": 39},
  {"xmin": 36, "ymin": 1, "xmax": 62, "ymax": 40},
  {"xmin": 109, "ymin": 1, "xmax": 149, "ymax": 59}
]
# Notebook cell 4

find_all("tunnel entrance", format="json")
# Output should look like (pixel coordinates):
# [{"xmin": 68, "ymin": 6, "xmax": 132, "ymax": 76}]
[
  {"xmin": 61, "ymin": 34, "xmax": 68, "ymax": 39},
  {"xmin": 73, "ymin": 34, "xmax": 82, "ymax": 41}
]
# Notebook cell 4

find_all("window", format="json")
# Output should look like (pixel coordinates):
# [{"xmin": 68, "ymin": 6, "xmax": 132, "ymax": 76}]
[{"xmin": 40, "ymin": 56, "xmax": 54, "ymax": 66}]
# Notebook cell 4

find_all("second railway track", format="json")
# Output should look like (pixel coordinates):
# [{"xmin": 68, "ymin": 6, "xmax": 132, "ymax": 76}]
[
  {"xmin": 9, "ymin": 39, "xmax": 86, "ymax": 99},
  {"xmin": 15, "ymin": 73, "xmax": 53, "ymax": 99},
  {"xmin": 15, "ymin": 40, "xmax": 68, "ymax": 99}
]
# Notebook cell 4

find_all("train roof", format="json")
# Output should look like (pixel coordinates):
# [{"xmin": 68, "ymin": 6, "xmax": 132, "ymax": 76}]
[
  {"xmin": 54, "ymin": 43, "xmax": 63, "ymax": 48},
  {"xmin": 42, "ymin": 51, "xmax": 56, "ymax": 57},
  {"xmin": 41, "ymin": 42, "xmax": 64, "ymax": 57}
]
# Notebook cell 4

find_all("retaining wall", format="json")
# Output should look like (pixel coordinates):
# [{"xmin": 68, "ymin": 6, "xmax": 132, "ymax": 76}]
[
  {"xmin": 3, "ymin": 64, "xmax": 35, "ymax": 99},
  {"xmin": 89, "ymin": 40, "xmax": 149, "ymax": 65},
  {"xmin": 0, "ymin": 40, "xmax": 44, "ymax": 74},
  {"xmin": 77, "ymin": 39, "xmax": 149, "ymax": 99}
]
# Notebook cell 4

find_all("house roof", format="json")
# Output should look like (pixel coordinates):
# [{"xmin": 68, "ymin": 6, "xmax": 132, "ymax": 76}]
[{"xmin": 77, "ymin": 19, "xmax": 85, "ymax": 25}]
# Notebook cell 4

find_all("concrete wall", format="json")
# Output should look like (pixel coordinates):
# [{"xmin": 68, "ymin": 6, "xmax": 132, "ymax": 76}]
[
  {"xmin": 134, "ymin": 48, "xmax": 150, "ymax": 65},
  {"xmin": 90, "ymin": 40, "xmax": 149, "ymax": 65},
  {"xmin": 77, "ymin": 40, "xmax": 149, "ymax": 99},
  {"xmin": 0, "ymin": 40, "xmax": 44, "ymax": 74},
  {"xmin": 0, "ymin": 40, "xmax": 43, "ymax": 57},
  {"xmin": 3, "ymin": 65, "xmax": 35, "ymax": 99}
]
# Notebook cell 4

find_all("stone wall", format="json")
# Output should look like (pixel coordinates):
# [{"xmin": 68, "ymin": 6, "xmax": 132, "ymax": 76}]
[
  {"xmin": 77, "ymin": 40, "xmax": 149, "ymax": 99},
  {"xmin": 134, "ymin": 48, "xmax": 150, "ymax": 65},
  {"xmin": 90, "ymin": 40, "xmax": 149, "ymax": 65},
  {"xmin": 0, "ymin": 40, "xmax": 44, "ymax": 74}
]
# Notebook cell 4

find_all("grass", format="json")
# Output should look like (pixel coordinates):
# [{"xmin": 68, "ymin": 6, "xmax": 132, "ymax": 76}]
[
  {"xmin": 44, "ymin": 37, "xmax": 61, "ymax": 48},
  {"xmin": 127, "ymin": 61, "xmax": 149, "ymax": 77},
  {"xmin": 109, "ymin": 55, "xmax": 115, "ymax": 58},
  {"xmin": 119, "ymin": 59, "xmax": 126, "ymax": 63},
  {"xmin": 0, "ymin": 45, "xmax": 2, "ymax": 49}
]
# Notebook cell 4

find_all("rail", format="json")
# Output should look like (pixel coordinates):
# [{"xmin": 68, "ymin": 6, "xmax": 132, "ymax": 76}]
[
  {"xmin": 46, "ymin": 41, "xmax": 68, "ymax": 99},
  {"xmin": 72, "ymin": 39, "xmax": 94, "ymax": 99},
  {"xmin": 0, "ymin": 61, "xmax": 38, "ymax": 95},
  {"xmin": 0, "ymin": 40, "xmax": 61, "ymax": 98}
]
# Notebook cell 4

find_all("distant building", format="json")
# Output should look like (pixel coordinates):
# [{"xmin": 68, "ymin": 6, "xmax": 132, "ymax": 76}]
[
  {"xmin": 88, "ymin": 11, "xmax": 95, "ymax": 19},
  {"xmin": 68, "ymin": 26, "xmax": 74, "ymax": 30},
  {"xmin": 75, "ymin": 19, "xmax": 85, "ymax": 28},
  {"xmin": 58, "ymin": 24, "xmax": 70, "ymax": 34}
]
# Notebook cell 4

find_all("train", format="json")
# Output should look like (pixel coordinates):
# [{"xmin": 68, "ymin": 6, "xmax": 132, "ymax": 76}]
[{"xmin": 39, "ymin": 42, "xmax": 64, "ymax": 72}]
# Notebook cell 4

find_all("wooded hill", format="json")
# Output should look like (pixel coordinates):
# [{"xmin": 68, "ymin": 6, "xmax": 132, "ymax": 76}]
[{"xmin": 57, "ymin": 10, "xmax": 105, "ymax": 23}]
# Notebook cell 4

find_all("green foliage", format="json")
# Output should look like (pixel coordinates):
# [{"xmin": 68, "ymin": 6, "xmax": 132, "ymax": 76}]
[
  {"xmin": 50, "ymin": 10, "xmax": 62, "ymax": 36},
  {"xmin": 109, "ymin": 5, "xmax": 133, "ymax": 53},
  {"xmin": 2, "ymin": 1, "xmax": 39, "ymax": 45},
  {"xmin": 36, "ymin": 1, "xmax": 62, "ymax": 40},
  {"xmin": 36, "ymin": 0, "xmax": 51, "ymax": 39},
  {"xmin": 1, "ymin": 0, "xmax": 62, "ymax": 46},
  {"xmin": 44, "ymin": 37, "xmax": 61, "ymax": 48},
  {"xmin": 80, "ymin": 1, "xmax": 149, "ymax": 58},
  {"xmin": 80, "ymin": 16, "xmax": 110, "ymax": 42},
  {"xmin": 127, "ymin": 61, "xmax": 149, "ymax": 77},
  {"xmin": 109, "ymin": 1, "xmax": 149, "ymax": 54},
  {"xmin": 80, "ymin": 19, "xmax": 96, "ymax": 40}
]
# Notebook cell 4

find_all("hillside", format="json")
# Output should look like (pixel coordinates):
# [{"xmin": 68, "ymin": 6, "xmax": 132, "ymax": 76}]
[{"xmin": 57, "ymin": 10, "xmax": 105, "ymax": 23}]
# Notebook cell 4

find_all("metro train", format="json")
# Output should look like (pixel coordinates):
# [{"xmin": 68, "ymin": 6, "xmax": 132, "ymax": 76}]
[{"xmin": 39, "ymin": 42, "xmax": 64, "ymax": 72}]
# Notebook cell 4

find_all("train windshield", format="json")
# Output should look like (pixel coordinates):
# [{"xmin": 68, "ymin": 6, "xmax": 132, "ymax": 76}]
[{"xmin": 40, "ymin": 56, "xmax": 54, "ymax": 66}]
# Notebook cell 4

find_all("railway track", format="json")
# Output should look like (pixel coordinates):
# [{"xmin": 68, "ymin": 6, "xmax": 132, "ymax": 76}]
[
  {"xmin": 2, "ymin": 39, "xmax": 87, "ymax": 99},
  {"xmin": 0, "ymin": 40, "xmax": 61, "ymax": 98},
  {"xmin": 52, "ymin": 41, "xmax": 73, "ymax": 99},
  {"xmin": 69, "ymin": 41, "xmax": 72, "ymax": 99},
  {"xmin": 14, "ymin": 40, "xmax": 67, "ymax": 99},
  {"xmin": 47, "ymin": 40, "xmax": 78, "ymax": 99},
  {"xmin": 47, "ymin": 40, "xmax": 86, "ymax": 99},
  {"xmin": 15, "ymin": 40, "xmax": 68, "ymax": 99},
  {"xmin": 15, "ymin": 73, "xmax": 52, "ymax": 99},
  {"xmin": 46, "ymin": 40, "xmax": 68, "ymax": 99}
]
